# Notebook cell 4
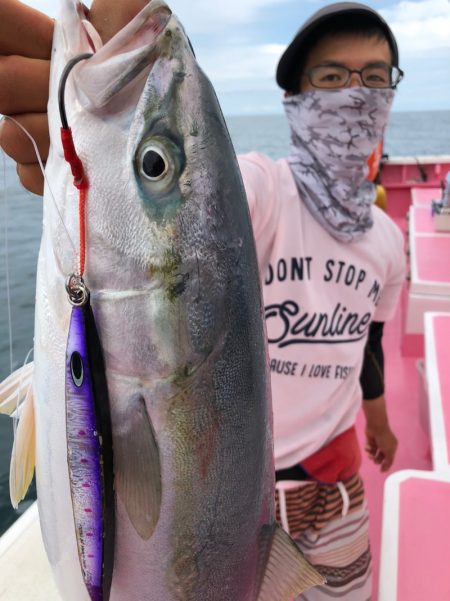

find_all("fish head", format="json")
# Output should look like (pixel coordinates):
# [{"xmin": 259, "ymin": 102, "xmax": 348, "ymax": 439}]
[
  {"xmin": 48, "ymin": 0, "xmax": 258, "ymax": 377},
  {"xmin": 54, "ymin": 0, "xmax": 248, "ymax": 282}
]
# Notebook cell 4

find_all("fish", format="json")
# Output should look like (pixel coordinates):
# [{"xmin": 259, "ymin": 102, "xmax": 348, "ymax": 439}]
[{"xmin": 0, "ymin": 0, "xmax": 324, "ymax": 599}]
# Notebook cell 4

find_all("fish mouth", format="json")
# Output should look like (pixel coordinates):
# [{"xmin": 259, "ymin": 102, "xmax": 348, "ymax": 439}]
[
  {"xmin": 145, "ymin": 1, "xmax": 173, "ymax": 30},
  {"xmin": 74, "ymin": 0, "xmax": 173, "ymax": 109},
  {"xmin": 98, "ymin": 0, "xmax": 173, "ymax": 54}
]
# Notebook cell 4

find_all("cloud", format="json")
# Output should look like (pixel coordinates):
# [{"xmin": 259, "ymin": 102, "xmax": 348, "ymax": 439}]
[
  {"xmin": 24, "ymin": 0, "xmax": 450, "ymax": 52},
  {"xmin": 199, "ymin": 43, "xmax": 285, "ymax": 84},
  {"xmin": 171, "ymin": 0, "xmax": 289, "ymax": 33},
  {"xmin": 21, "ymin": 0, "xmax": 450, "ymax": 113},
  {"xmin": 25, "ymin": 0, "xmax": 291, "ymax": 30},
  {"xmin": 381, "ymin": 0, "xmax": 450, "ymax": 55}
]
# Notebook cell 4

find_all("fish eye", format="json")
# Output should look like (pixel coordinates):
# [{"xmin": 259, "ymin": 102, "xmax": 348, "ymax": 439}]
[
  {"xmin": 71, "ymin": 352, "xmax": 84, "ymax": 387},
  {"xmin": 140, "ymin": 146, "xmax": 169, "ymax": 181},
  {"xmin": 134, "ymin": 133, "xmax": 186, "ymax": 220}
]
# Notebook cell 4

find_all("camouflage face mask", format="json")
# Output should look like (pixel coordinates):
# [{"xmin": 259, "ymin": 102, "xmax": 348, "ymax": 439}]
[{"xmin": 283, "ymin": 87, "xmax": 394, "ymax": 243}]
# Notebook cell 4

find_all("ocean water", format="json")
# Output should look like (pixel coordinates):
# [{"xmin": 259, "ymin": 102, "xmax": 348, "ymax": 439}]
[
  {"xmin": 0, "ymin": 110, "xmax": 449, "ymax": 536},
  {"xmin": 226, "ymin": 110, "xmax": 450, "ymax": 158}
]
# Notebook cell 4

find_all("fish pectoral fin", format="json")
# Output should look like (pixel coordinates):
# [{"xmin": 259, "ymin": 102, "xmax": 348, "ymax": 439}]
[
  {"xmin": 256, "ymin": 524, "xmax": 325, "ymax": 601},
  {"xmin": 10, "ymin": 386, "xmax": 36, "ymax": 509},
  {"xmin": 0, "ymin": 362, "xmax": 34, "ymax": 416},
  {"xmin": 114, "ymin": 394, "xmax": 161, "ymax": 540}
]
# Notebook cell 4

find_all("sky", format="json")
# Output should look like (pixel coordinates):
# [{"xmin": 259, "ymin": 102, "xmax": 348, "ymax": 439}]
[{"xmin": 23, "ymin": 0, "xmax": 450, "ymax": 115}]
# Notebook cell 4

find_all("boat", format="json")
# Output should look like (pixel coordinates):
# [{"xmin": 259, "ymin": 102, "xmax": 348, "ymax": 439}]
[
  {"xmin": 380, "ymin": 155, "xmax": 450, "ymax": 358},
  {"xmin": 361, "ymin": 154, "xmax": 450, "ymax": 601},
  {"xmin": 0, "ymin": 503, "xmax": 60, "ymax": 600},
  {"xmin": 1, "ymin": 154, "xmax": 450, "ymax": 601}
]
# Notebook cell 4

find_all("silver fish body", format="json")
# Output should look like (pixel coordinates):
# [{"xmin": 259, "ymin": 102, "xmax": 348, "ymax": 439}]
[{"xmin": 33, "ymin": 1, "xmax": 322, "ymax": 600}]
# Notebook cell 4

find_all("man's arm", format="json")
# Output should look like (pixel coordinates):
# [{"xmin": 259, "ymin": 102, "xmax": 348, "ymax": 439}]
[
  {"xmin": 0, "ymin": 0, "xmax": 147, "ymax": 195},
  {"xmin": 360, "ymin": 321, "xmax": 398, "ymax": 472}
]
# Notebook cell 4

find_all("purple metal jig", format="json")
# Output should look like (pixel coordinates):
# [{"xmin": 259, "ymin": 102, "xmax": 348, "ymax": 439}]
[{"xmin": 65, "ymin": 277, "xmax": 114, "ymax": 601}]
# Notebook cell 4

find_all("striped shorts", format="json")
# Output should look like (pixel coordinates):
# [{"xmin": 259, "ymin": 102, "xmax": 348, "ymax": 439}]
[{"xmin": 276, "ymin": 475, "xmax": 372, "ymax": 600}]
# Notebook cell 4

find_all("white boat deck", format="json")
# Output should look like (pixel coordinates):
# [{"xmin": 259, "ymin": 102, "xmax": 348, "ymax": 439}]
[{"xmin": 0, "ymin": 503, "xmax": 60, "ymax": 600}]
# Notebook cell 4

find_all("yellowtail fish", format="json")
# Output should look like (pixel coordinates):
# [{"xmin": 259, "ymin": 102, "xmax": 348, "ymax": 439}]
[{"xmin": 0, "ymin": 1, "xmax": 324, "ymax": 599}]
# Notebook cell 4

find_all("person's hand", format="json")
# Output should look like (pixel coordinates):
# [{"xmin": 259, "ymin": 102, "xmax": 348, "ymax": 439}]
[
  {"xmin": 0, "ymin": 0, "xmax": 149, "ymax": 196},
  {"xmin": 363, "ymin": 395, "xmax": 398, "ymax": 472},
  {"xmin": 364, "ymin": 422, "xmax": 398, "ymax": 472},
  {"xmin": 0, "ymin": 0, "xmax": 53, "ymax": 194}
]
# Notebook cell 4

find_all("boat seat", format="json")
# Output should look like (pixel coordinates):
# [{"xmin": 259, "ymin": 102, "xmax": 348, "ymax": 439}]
[
  {"xmin": 379, "ymin": 469, "xmax": 450, "ymax": 601},
  {"xmin": 424, "ymin": 312, "xmax": 450, "ymax": 471},
  {"xmin": 403, "ymin": 209, "xmax": 450, "ymax": 357},
  {"xmin": 411, "ymin": 187, "xmax": 441, "ymax": 207}
]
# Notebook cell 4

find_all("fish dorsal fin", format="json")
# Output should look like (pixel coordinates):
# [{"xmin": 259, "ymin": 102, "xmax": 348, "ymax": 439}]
[
  {"xmin": 10, "ymin": 386, "xmax": 36, "ymax": 509},
  {"xmin": 257, "ymin": 524, "xmax": 325, "ymax": 601},
  {"xmin": 114, "ymin": 394, "xmax": 161, "ymax": 540},
  {"xmin": 0, "ymin": 362, "xmax": 34, "ymax": 416}
]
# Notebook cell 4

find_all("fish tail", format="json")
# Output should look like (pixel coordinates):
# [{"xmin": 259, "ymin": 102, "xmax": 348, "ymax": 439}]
[{"xmin": 257, "ymin": 523, "xmax": 325, "ymax": 601}]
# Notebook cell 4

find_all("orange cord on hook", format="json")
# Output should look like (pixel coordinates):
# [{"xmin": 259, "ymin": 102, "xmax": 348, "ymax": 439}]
[
  {"xmin": 58, "ymin": 53, "xmax": 93, "ymax": 279},
  {"xmin": 79, "ymin": 186, "xmax": 87, "ymax": 277},
  {"xmin": 60, "ymin": 126, "xmax": 88, "ymax": 277}
]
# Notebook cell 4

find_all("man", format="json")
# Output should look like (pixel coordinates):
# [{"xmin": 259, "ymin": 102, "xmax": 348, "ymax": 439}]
[
  {"xmin": 237, "ymin": 4, "xmax": 405, "ymax": 599},
  {"xmin": 0, "ymin": 2, "xmax": 405, "ymax": 599}
]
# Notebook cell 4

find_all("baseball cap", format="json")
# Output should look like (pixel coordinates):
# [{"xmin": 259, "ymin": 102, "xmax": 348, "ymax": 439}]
[{"xmin": 276, "ymin": 2, "xmax": 399, "ymax": 92}]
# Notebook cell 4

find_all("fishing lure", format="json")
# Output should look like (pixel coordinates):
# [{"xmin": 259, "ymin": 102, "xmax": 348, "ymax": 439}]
[{"xmin": 60, "ymin": 55, "xmax": 115, "ymax": 601}]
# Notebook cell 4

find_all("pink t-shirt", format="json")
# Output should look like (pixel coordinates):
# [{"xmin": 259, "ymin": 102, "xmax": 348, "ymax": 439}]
[{"xmin": 238, "ymin": 152, "xmax": 406, "ymax": 469}]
